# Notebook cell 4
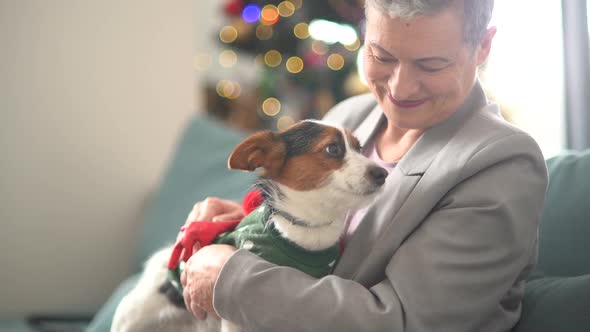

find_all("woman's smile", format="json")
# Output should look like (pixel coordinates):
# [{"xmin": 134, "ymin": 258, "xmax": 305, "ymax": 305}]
[{"xmin": 388, "ymin": 93, "xmax": 429, "ymax": 108}]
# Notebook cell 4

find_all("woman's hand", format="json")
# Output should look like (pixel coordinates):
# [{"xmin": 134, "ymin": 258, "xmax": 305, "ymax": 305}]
[
  {"xmin": 178, "ymin": 197, "xmax": 244, "ymax": 243},
  {"xmin": 181, "ymin": 244, "xmax": 237, "ymax": 320},
  {"xmin": 178, "ymin": 197, "xmax": 242, "ymax": 319},
  {"xmin": 186, "ymin": 197, "xmax": 244, "ymax": 223}
]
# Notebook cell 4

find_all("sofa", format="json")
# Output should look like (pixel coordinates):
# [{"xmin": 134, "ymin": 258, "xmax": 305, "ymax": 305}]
[{"xmin": 2, "ymin": 115, "xmax": 588, "ymax": 331}]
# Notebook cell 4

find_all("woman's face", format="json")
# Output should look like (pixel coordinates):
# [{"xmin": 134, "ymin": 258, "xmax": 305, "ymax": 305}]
[{"xmin": 363, "ymin": 5, "xmax": 494, "ymax": 129}]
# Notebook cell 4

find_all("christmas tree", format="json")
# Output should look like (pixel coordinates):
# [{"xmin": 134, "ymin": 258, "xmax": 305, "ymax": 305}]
[{"xmin": 202, "ymin": 0, "xmax": 368, "ymax": 131}]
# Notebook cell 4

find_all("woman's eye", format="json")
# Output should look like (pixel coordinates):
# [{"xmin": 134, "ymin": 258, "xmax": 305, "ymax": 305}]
[
  {"xmin": 373, "ymin": 55, "xmax": 395, "ymax": 64},
  {"xmin": 325, "ymin": 143, "xmax": 342, "ymax": 157},
  {"xmin": 417, "ymin": 62, "xmax": 450, "ymax": 73},
  {"xmin": 419, "ymin": 65, "xmax": 445, "ymax": 73}
]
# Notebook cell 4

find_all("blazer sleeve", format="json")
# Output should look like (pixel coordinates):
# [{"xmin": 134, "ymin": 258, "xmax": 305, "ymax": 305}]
[{"xmin": 212, "ymin": 132, "xmax": 547, "ymax": 332}]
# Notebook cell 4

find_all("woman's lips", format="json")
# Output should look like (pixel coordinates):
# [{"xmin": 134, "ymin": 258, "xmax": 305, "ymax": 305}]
[{"xmin": 388, "ymin": 94, "xmax": 428, "ymax": 108}]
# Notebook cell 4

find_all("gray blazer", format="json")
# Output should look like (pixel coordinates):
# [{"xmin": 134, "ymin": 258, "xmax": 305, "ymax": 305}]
[{"xmin": 213, "ymin": 82, "xmax": 548, "ymax": 332}]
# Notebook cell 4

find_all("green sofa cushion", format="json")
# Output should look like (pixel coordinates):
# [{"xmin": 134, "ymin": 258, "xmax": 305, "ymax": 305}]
[
  {"xmin": 535, "ymin": 150, "xmax": 590, "ymax": 277},
  {"xmin": 513, "ymin": 274, "xmax": 590, "ymax": 332}
]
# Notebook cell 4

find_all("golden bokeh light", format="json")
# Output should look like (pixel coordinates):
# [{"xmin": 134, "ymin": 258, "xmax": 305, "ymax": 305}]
[
  {"xmin": 219, "ymin": 25, "xmax": 238, "ymax": 43},
  {"xmin": 260, "ymin": 5, "xmax": 280, "ymax": 25},
  {"xmin": 344, "ymin": 38, "xmax": 361, "ymax": 52},
  {"xmin": 291, "ymin": 0, "xmax": 303, "ymax": 10},
  {"xmin": 216, "ymin": 80, "xmax": 242, "ymax": 100},
  {"xmin": 277, "ymin": 115, "xmax": 295, "ymax": 131},
  {"xmin": 264, "ymin": 50, "xmax": 282, "ymax": 67},
  {"xmin": 286, "ymin": 56, "xmax": 304, "ymax": 73},
  {"xmin": 278, "ymin": 1, "xmax": 295, "ymax": 17},
  {"xmin": 311, "ymin": 40, "xmax": 328, "ymax": 55},
  {"xmin": 262, "ymin": 97, "xmax": 281, "ymax": 116},
  {"xmin": 256, "ymin": 24, "xmax": 273, "ymax": 40},
  {"xmin": 224, "ymin": 82, "xmax": 241, "ymax": 100},
  {"xmin": 219, "ymin": 50, "xmax": 238, "ymax": 68},
  {"xmin": 327, "ymin": 53, "xmax": 345, "ymax": 70},
  {"xmin": 216, "ymin": 80, "xmax": 226, "ymax": 97},
  {"xmin": 293, "ymin": 22, "xmax": 310, "ymax": 39}
]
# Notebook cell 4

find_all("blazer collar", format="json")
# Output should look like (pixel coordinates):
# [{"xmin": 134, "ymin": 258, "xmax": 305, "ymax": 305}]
[{"xmin": 353, "ymin": 81, "xmax": 488, "ymax": 175}]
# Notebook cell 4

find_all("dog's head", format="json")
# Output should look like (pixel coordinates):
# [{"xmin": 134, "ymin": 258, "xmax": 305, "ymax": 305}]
[{"xmin": 228, "ymin": 120, "xmax": 387, "ymax": 211}]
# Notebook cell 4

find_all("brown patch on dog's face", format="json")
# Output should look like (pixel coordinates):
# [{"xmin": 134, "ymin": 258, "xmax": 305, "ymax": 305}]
[
  {"xmin": 272, "ymin": 122, "xmax": 347, "ymax": 191},
  {"xmin": 228, "ymin": 121, "xmax": 357, "ymax": 191}
]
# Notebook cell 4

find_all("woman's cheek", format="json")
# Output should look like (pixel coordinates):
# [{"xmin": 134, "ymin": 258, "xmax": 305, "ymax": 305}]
[{"xmin": 363, "ymin": 61, "xmax": 387, "ymax": 85}]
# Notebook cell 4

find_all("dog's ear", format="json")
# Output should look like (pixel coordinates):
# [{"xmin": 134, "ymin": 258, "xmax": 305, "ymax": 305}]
[{"xmin": 228, "ymin": 130, "xmax": 286, "ymax": 175}]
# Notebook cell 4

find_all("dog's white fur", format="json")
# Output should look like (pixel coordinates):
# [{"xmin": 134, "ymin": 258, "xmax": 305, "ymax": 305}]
[
  {"xmin": 111, "ymin": 248, "xmax": 221, "ymax": 332},
  {"xmin": 111, "ymin": 122, "xmax": 386, "ymax": 332}
]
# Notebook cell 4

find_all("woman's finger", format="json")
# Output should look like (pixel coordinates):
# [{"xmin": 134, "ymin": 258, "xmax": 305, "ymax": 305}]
[{"xmin": 212, "ymin": 211, "xmax": 245, "ymax": 222}]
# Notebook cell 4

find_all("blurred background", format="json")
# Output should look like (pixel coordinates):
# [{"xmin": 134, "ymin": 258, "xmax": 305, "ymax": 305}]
[{"xmin": 0, "ymin": 0, "xmax": 588, "ymax": 328}]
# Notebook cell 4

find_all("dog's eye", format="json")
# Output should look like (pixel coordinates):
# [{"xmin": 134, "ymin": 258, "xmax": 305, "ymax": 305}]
[{"xmin": 325, "ymin": 143, "xmax": 343, "ymax": 158}]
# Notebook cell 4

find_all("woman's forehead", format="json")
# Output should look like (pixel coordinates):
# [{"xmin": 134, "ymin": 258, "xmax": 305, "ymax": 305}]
[{"xmin": 364, "ymin": 5, "xmax": 465, "ymax": 56}]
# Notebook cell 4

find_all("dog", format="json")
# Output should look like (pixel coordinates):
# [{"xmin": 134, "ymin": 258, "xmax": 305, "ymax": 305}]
[{"xmin": 111, "ymin": 120, "xmax": 388, "ymax": 332}]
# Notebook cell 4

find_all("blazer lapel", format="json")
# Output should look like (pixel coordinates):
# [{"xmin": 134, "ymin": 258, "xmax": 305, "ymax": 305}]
[
  {"xmin": 333, "ymin": 82, "xmax": 488, "ymax": 280},
  {"xmin": 334, "ymin": 166, "xmax": 421, "ymax": 279}
]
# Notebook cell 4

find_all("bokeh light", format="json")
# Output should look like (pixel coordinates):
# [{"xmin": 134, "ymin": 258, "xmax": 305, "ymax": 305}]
[
  {"xmin": 311, "ymin": 41, "xmax": 328, "ymax": 55},
  {"xmin": 261, "ymin": 5, "xmax": 280, "ymax": 25},
  {"xmin": 309, "ymin": 19, "xmax": 358, "ymax": 45},
  {"xmin": 264, "ymin": 50, "xmax": 282, "ymax": 67},
  {"xmin": 216, "ymin": 80, "xmax": 242, "ymax": 100},
  {"xmin": 262, "ymin": 97, "xmax": 281, "ymax": 116},
  {"xmin": 219, "ymin": 50, "xmax": 238, "ymax": 68},
  {"xmin": 242, "ymin": 4, "xmax": 261, "ymax": 23},
  {"xmin": 327, "ymin": 53, "xmax": 345, "ymax": 70},
  {"xmin": 293, "ymin": 22, "xmax": 310, "ymax": 39},
  {"xmin": 224, "ymin": 82, "xmax": 241, "ymax": 99},
  {"xmin": 291, "ymin": 0, "xmax": 303, "ymax": 10},
  {"xmin": 219, "ymin": 25, "xmax": 238, "ymax": 43},
  {"xmin": 256, "ymin": 24, "xmax": 273, "ymax": 40},
  {"xmin": 278, "ymin": 1, "xmax": 296, "ymax": 17},
  {"xmin": 286, "ymin": 56, "xmax": 304, "ymax": 73},
  {"xmin": 277, "ymin": 115, "xmax": 295, "ymax": 130},
  {"xmin": 344, "ymin": 38, "xmax": 361, "ymax": 51}
]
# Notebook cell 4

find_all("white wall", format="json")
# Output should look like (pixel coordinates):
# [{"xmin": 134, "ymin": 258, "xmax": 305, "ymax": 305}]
[{"xmin": 0, "ymin": 0, "xmax": 202, "ymax": 318}]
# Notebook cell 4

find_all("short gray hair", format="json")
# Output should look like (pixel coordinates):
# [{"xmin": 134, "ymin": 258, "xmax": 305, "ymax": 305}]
[{"xmin": 365, "ymin": 0, "xmax": 494, "ymax": 47}]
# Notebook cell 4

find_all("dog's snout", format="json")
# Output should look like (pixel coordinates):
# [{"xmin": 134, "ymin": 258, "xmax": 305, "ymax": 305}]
[{"xmin": 367, "ymin": 166, "xmax": 388, "ymax": 186}]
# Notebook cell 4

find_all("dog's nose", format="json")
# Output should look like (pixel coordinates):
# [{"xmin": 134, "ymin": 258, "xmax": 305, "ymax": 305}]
[{"xmin": 367, "ymin": 166, "xmax": 388, "ymax": 186}]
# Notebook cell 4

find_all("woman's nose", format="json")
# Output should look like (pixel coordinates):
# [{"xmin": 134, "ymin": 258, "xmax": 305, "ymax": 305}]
[{"xmin": 388, "ymin": 64, "xmax": 419, "ymax": 99}]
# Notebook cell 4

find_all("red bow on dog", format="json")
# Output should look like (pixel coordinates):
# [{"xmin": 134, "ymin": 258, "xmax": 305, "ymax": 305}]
[{"xmin": 167, "ymin": 190, "xmax": 264, "ymax": 270}]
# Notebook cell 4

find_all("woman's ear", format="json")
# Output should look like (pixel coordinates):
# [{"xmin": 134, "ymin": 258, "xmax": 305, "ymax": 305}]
[
  {"xmin": 227, "ymin": 131, "xmax": 286, "ymax": 176},
  {"xmin": 477, "ymin": 26, "xmax": 497, "ymax": 65}
]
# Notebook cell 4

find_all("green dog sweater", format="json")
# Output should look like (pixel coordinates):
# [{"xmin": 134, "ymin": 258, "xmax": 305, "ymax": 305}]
[
  {"xmin": 167, "ymin": 204, "xmax": 340, "ymax": 292},
  {"xmin": 215, "ymin": 204, "xmax": 340, "ymax": 278}
]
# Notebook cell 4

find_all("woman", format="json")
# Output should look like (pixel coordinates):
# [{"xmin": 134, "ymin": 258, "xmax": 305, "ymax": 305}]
[{"xmin": 181, "ymin": 0, "xmax": 548, "ymax": 331}]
